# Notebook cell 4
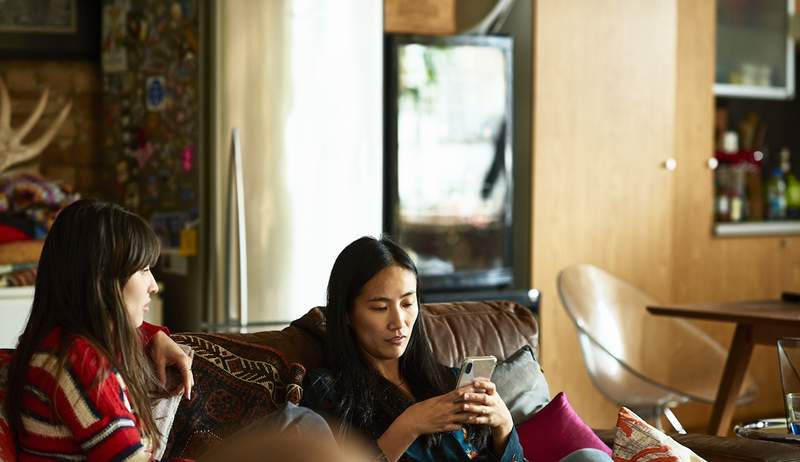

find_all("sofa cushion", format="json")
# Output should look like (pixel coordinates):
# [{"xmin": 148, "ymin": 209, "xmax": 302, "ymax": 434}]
[
  {"xmin": 667, "ymin": 434, "xmax": 800, "ymax": 462},
  {"xmin": 612, "ymin": 407, "xmax": 706, "ymax": 461},
  {"xmin": 0, "ymin": 349, "xmax": 16, "ymax": 462},
  {"xmin": 225, "ymin": 307, "xmax": 328, "ymax": 372},
  {"xmin": 493, "ymin": 345, "xmax": 550, "ymax": 425},
  {"xmin": 162, "ymin": 334, "xmax": 306, "ymax": 460},
  {"xmin": 279, "ymin": 302, "xmax": 539, "ymax": 369},
  {"xmin": 516, "ymin": 392, "xmax": 612, "ymax": 462},
  {"xmin": 422, "ymin": 301, "xmax": 539, "ymax": 367}
]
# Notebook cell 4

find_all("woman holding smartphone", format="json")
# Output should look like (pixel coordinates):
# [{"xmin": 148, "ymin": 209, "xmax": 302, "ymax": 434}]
[{"xmin": 302, "ymin": 236, "xmax": 522, "ymax": 462}]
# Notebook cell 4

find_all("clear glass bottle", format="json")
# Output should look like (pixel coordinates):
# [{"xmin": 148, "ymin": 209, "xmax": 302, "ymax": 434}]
[{"xmin": 765, "ymin": 166, "xmax": 788, "ymax": 220}]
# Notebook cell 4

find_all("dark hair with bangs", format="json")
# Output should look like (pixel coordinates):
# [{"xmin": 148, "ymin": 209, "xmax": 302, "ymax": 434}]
[
  {"xmin": 5, "ymin": 198, "xmax": 162, "ymax": 450},
  {"xmin": 324, "ymin": 236, "xmax": 489, "ymax": 451}
]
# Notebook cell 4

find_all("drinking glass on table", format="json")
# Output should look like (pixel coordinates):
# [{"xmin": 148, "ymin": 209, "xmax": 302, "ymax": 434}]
[
  {"xmin": 785, "ymin": 393, "xmax": 800, "ymax": 435},
  {"xmin": 777, "ymin": 338, "xmax": 800, "ymax": 435}
]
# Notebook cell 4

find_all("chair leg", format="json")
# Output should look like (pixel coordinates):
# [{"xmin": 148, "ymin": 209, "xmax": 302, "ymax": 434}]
[
  {"xmin": 663, "ymin": 407, "xmax": 686, "ymax": 434},
  {"xmin": 629, "ymin": 406, "xmax": 662, "ymax": 430},
  {"xmin": 652, "ymin": 408, "xmax": 664, "ymax": 431}
]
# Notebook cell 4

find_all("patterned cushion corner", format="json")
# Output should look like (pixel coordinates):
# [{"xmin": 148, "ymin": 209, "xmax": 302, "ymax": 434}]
[
  {"xmin": 612, "ymin": 407, "xmax": 706, "ymax": 462},
  {"xmin": 0, "ymin": 349, "xmax": 18, "ymax": 462},
  {"xmin": 162, "ymin": 334, "xmax": 306, "ymax": 460}
]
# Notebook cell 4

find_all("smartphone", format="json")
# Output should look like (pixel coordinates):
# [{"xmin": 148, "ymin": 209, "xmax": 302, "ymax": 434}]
[{"xmin": 456, "ymin": 355, "xmax": 497, "ymax": 389}]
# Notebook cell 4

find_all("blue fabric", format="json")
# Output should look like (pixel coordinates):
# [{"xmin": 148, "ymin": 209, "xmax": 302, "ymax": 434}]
[
  {"xmin": 258, "ymin": 402, "xmax": 334, "ymax": 438},
  {"xmin": 302, "ymin": 368, "xmax": 524, "ymax": 462},
  {"xmin": 558, "ymin": 448, "xmax": 614, "ymax": 462}
]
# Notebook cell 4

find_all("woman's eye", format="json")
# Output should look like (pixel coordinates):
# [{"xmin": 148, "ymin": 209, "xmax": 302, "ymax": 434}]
[
  {"xmin": 370, "ymin": 306, "xmax": 387, "ymax": 311},
  {"xmin": 141, "ymin": 267, "xmax": 151, "ymax": 273},
  {"xmin": 402, "ymin": 303, "xmax": 414, "ymax": 309}
]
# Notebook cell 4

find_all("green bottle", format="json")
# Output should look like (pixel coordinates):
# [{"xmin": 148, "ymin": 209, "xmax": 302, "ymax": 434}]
[
  {"xmin": 787, "ymin": 173, "xmax": 800, "ymax": 219},
  {"xmin": 780, "ymin": 148, "xmax": 800, "ymax": 219}
]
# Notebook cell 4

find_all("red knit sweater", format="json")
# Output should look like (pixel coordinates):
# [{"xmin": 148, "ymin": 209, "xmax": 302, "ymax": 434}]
[{"xmin": 17, "ymin": 322, "xmax": 167, "ymax": 461}]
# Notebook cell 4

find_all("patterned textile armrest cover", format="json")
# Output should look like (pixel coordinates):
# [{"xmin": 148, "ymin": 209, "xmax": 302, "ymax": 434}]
[{"xmin": 162, "ymin": 334, "xmax": 306, "ymax": 460}]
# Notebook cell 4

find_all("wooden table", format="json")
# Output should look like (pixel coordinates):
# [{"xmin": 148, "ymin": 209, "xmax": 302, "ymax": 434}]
[{"xmin": 647, "ymin": 300, "xmax": 800, "ymax": 436}]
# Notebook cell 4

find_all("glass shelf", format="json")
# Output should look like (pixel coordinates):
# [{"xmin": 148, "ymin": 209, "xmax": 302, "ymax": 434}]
[
  {"xmin": 714, "ymin": 220, "xmax": 800, "ymax": 237},
  {"xmin": 715, "ymin": 0, "xmax": 795, "ymax": 100}
]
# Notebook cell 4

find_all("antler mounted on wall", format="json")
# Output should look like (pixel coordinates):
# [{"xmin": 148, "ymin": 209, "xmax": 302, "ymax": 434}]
[{"xmin": 0, "ymin": 77, "xmax": 72, "ymax": 174}]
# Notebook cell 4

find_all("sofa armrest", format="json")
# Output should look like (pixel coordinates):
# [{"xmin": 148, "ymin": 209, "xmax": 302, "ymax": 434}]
[{"xmin": 594, "ymin": 429, "xmax": 800, "ymax": 462}]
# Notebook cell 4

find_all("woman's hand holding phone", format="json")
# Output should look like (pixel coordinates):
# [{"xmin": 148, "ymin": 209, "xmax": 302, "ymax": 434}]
[
  {"xmin": 459, "ymin": 379, "xmax": 512, "ymax": 430},
  {"xmin": 459, "ymin": 378, "xmax": 514, "ymax": 453},
  {"xmin": 395, "ymin": 384, "xmax": 481, "ymax": 436},
  {"xmin": 379, "ymin": 383, "xmax": 494, "ymax": 462}
]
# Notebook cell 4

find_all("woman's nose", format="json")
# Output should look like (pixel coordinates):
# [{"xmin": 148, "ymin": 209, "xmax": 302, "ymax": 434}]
[
  {"xmin": 149, "ymin": 275, "xmax": 159, "ymax": 294},
  {"xmin": 387, "ymin": 305, "xmax": 403, "ymax": 328}
]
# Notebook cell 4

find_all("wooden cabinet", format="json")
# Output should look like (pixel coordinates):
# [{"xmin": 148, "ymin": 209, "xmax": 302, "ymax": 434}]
[
  {"xmin": 533, "ymin": 0, "xmax": 800, "ymax": 431},
  {"xmin": 532, "ymin": 0, "xmax": 679, "ymax": 427},
  {"xmin": 673, "ymin": 0, "xmax": 800, "ymax": 430}
]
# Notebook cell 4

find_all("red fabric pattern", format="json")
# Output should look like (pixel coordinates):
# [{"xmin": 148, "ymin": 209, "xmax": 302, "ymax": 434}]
[
  {"xmin": 140, "ymin": 322, "xmax": 170, "ymax": 346},
  {"xmin": 17, "ymin": 328, "xmax": 151, "ymax": 461},
  {"xmin": 1, "ymin": 350, "xmax": 17, "ymax": 462},
  {"xmin": 0, "ymin": 224, "xmax": 30, "ymax": 244}
]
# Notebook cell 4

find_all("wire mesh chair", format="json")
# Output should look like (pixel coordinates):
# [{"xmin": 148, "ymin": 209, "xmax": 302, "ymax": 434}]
[{"xmin": 557, "ymin": 264, "xmax": 758, "ymax": 432}]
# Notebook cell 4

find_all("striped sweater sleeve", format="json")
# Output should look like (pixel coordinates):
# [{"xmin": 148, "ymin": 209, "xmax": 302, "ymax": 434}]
[
  {"xmin": 139, "ymin": 322, "xmax": 170, "ymax": 346},
  {"xmin": 25, "ymin": 338, "xmax": 151, "ymax": 461}
]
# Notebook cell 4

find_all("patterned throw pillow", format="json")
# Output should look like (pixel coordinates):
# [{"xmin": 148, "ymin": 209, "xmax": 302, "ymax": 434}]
[
  {"xmin": 162, "ymin": 334, "xmax": 306, "ymax": 460},
  {"xmin": 612, "ymin": 407, "xmax": 706, "ymax": 462},
  {"xmin": 0, "ymin": 349, "xmax": 17, "ymax": 462}
]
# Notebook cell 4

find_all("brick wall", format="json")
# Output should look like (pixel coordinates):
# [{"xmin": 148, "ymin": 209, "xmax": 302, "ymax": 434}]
[{"xmin": 0, "ymin": 61, "xmax": 104, "ymax": 197}]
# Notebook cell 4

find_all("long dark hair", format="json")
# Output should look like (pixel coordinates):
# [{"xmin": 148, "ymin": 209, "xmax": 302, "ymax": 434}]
[
  {"xmin": 325, "ymin": 236, "xmax": 488, "ymax": 450},
  {"xmin": 6, "ymin": 199, "xmax": 161, "ymax": 449}
]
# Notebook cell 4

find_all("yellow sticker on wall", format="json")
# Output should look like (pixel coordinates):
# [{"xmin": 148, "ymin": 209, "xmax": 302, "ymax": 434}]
[{"xmin": 179, "ymin": 228, "xmax": 197, "ymax": 256}]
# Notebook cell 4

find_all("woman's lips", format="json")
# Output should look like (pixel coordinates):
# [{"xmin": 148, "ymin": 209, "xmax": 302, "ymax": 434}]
[{"xmin": 387, "ymin": 335, "xmax": 406, "ymax": 345}]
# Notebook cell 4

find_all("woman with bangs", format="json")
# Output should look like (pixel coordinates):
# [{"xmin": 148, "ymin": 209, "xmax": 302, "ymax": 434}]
[{"xmin": 5, "ymin": 199, "xmax": 193, "ymax": 461}]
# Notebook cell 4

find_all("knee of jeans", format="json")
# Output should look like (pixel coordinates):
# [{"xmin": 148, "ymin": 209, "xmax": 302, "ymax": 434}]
[{"xmin": 558, "ymin": 448, "xmax": 614, "ymax": 462}]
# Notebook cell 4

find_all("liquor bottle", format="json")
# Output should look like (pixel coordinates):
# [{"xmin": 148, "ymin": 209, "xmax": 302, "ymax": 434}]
[
  {"xmin": 780, "ymin": 148, "xmax": 800, "ymax": 219},
  {"xmin": 765, "ymin": 167, "xmax": 787, "ymax": 220},
  {"xmin": 787, "ymin": 173, "xmax": 800, "ymax": 219}
]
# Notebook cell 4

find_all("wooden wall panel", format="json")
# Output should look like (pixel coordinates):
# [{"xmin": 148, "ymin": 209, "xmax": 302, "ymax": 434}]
[
  {"xmin": 532, "ymin": 0, "xmax": 678, "ymax": 427},
  {"xmin": 672, "ymin": 0, "xmax": 800, "ymax": 433}
]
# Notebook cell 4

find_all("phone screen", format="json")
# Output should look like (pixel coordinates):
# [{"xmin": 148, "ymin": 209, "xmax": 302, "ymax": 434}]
[{"xmin": 456, "ymin": 356, "xmax": 497, "ymax": 389}]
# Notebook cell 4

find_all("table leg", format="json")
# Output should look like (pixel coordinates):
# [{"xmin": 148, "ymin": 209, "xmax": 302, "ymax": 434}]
[{"xmin": 707, "ymin": 323, "xmax": 755, "ymax": 436}]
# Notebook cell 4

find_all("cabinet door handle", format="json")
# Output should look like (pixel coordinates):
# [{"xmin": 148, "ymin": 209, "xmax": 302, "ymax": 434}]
[
  {"xmin": 707, "ymin": 157, "xmax": 719, "ymax": 170},
  {"xmin": 663, "ymin": 158, "xmax": 677, "ymax": 171}
]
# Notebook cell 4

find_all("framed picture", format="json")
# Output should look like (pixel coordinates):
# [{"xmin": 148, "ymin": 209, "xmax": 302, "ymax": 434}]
[{"xmin": 0, "ymin": 0, "xmax": 100, "ymax": 59}]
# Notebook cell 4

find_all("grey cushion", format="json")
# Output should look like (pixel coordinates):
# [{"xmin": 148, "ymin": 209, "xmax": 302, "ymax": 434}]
[{"xmin": 494, "ymin": 344, "xmax": 550, "ymax": 425}]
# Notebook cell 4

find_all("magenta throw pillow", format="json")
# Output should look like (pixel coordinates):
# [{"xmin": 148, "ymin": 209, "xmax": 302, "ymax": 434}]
[{"xmin": 516, "ymin": 392, "xmax": 611, "ymax": 462}]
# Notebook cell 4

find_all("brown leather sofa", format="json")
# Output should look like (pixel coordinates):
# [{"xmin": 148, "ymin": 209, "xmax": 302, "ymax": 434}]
[{"xmin": 167, "ymin": 300, "xmax": 800, "ymax": 461}]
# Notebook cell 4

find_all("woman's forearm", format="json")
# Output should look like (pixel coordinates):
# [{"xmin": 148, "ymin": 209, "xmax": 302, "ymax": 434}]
[
  {"xmin": 376, "ymin": 417, "xmax": 417, "ymax": 462},
  {"xmin": 491, "ymin": 423, "xmax": 513, "ymax": 455}
]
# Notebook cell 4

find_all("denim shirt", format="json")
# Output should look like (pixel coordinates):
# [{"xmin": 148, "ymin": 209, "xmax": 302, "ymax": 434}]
[{"xmin": 301, "ymin": 368, "xmax": 524, "ymax": 462}]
